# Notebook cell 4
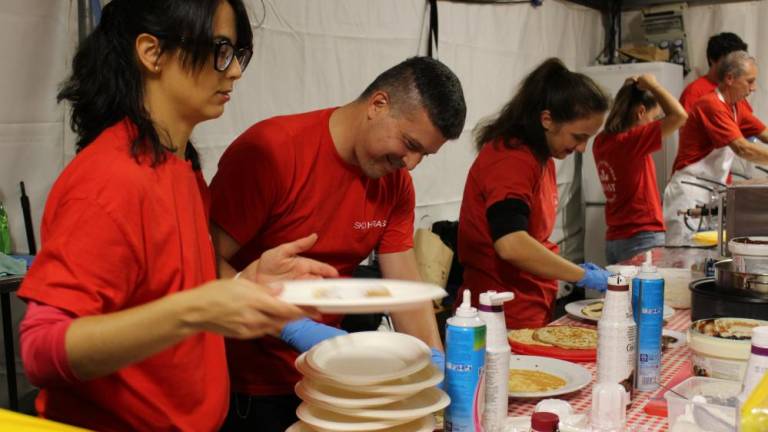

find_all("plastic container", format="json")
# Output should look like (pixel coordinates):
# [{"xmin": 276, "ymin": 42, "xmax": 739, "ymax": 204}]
[
  {"xmin": 664, "ymin": 376, "xmax": 741, "ymax": 432},
  {"xmin": 688, "ymin": 318, "xmax": 768, "ymax": 382},
  {"xmin": 477, "ymin": 290, "xmax": 513, "ymax": 432},
  {"xmin": 729, "ymin": 237, "xmax": 768, "ymax": 274},
  {"xmin": 658, "ymin": 267, "xmax": 699, "ymax": 309},
  {"xmin": 444, "ymin": 289, "xmax": 486, "ymax": 432}
]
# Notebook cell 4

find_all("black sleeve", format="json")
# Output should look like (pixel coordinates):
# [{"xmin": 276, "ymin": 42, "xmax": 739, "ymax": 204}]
[{"xmin": 486, "ymin": 198, "xmax": 530, "ymax": 241}]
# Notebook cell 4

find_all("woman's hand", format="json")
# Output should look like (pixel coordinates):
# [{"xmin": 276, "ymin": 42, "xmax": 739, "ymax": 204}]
[
  {"xmin": 240, "ymin": 234, "xmax": 339, "ymax": 284},
  {"xmin": 177, "ymin": 278, "xmax": 307, "ymax": 339},
  {"xmin": 636, "ymin": 73, "xmax": 659, "ymax": 91}
]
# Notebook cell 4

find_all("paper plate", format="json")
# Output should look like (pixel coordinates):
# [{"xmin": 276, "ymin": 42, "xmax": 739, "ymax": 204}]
[
  {"xmin": 295, "ymin": 380, "xmax": 414, "ymax": 408},
  {"xmin": 507, "ymin": 355, "xmax": 592, "ymax": 398},
  {"xmin": 564, "ymin": 299, "xmax": 674, "ymax": 322},
  {"xmin": 297, "ymin": 387, "xmax": 448, "ymax": 420},
  {"xmin": 274, "ymin": 278, "xmax": 447, "ymax": 313},
  {"xmin": 296, "ymin": 404, "xmax": 435, "ymax": 432},
  {"xmin": 304, "ymin": 332, "xmax": 431, "ymax": 385},
  {"xmin": 296, "ymin": 351, "xmax": 444, "ymax": 394}
]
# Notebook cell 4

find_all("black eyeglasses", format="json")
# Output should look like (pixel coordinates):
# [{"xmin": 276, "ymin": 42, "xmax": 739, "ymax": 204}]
[{"xmin": 213, "ymin": 39, "xmax": 252, "ymax": 73}]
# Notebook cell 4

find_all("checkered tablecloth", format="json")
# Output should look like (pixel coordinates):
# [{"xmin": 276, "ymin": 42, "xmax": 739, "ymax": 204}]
[{"xmin": 507, "ymin": 309, "xmax": 692, "ymax": 431}]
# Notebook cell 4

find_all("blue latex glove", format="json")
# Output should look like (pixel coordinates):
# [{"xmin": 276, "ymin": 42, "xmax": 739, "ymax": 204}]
[
  {"xmin": 280, "ymin": 318, "xmax": 347, "ymax": 353},
  {"xmin": 430, "ymin": 348, "xmax": 445, "ymax": 390},
  {"xmin": 576, "ymin": 262, "xmax": 611, "ymax": 293}
]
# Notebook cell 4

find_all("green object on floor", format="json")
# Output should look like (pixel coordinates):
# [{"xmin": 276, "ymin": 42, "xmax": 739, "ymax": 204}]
[{"xmin": 0, "ymin": 201, "xmax": 10, "ymax": 255}]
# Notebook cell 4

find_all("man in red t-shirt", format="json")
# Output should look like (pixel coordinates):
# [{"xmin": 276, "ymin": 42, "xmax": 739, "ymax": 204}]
[
  {"xmin": 209, "ymin": 57, "xmax": 467, "ymax": 432},
  {"xmin": 680, "ymin": 32, "xmax": 749, "ymax": 112},
  {"xmin": 664, "ymin": 51, "xmax": 768, "ymax": 245}
]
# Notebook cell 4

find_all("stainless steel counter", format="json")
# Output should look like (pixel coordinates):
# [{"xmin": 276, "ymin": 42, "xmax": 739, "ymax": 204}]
[{"xmin": 620, "ymin": 246, "xmax": 720, "ymax": 271}]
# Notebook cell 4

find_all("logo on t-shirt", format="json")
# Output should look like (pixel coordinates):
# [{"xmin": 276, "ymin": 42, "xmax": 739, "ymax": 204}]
[
  {"xmin": 353, "ymin": 220, "xmax": 388, "ymax": 230},
  {"xmin": 597, "ymin": 160, "xmax": 617, "ymax": 203}
]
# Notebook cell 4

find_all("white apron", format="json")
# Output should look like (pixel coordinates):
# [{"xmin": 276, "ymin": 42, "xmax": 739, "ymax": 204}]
[{"xmin": 664, "ymin": 90, "xmax": 737, "ymax": 246}]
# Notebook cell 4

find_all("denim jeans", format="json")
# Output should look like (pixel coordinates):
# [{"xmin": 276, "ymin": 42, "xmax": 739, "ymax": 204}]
[{"xmin": 605, "ymin": 231, "xmax": 666, "ymax": 265}]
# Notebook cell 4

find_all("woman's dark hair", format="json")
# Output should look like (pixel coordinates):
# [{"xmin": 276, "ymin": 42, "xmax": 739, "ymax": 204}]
[
  {"xmin": 57, "ymin": 0, "xmax": 253, "ymax": 169},
  {"xmin": 474, "ymin": 58, "xmax": 609, "ymax": 162},
  {"xmin": 603, "ymin": 82, "xmax": 658, "ymax": 134}
]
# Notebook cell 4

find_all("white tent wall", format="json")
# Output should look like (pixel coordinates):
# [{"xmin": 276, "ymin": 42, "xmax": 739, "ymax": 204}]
[
  {"xmin": 622, "ymin": 0, "xmax": 768, "ymax": 180},
  {"xmin": 0, "ymin": 0, "xmax": 73, "ymax": 410},
  {"xmin": 0, "ymin": 0, "xmax": 603, "ymax": 409}
]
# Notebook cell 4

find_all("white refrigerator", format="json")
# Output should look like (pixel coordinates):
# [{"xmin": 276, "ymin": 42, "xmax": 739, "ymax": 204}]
[{"xmin": 579, "ymin": 62, "xmax": 684, "ymax": 266}]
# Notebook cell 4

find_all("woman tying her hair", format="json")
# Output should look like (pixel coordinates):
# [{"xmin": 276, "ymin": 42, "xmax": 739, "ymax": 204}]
[
  {"xmin": 16, "ymin": 1, "xmax": 337, "ymax": 430},
  {"xmin": 458, "ymin": 58, "xmax": 612, "ymax": 329},
  {"xmin": 593, "ymin": 74, "xmax": 687, "ymax": 264}
]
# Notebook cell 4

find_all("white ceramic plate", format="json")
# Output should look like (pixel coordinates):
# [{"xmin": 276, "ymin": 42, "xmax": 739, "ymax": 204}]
[
  {"xmin": 508, "ymin": 355, "xmax": 592, "ymax": 398},
  {"xmin": 304, "ymin": 332, "xmax": 431, "ymax": 385},
  {"xmin": 296, "ymin": 404, "xmax": 435, "ymax": 432},
  {"xmin": 295, "ymin": 379, "xmax": 414, "ymax": 408},
  {"xmin": 564, "ymin": 299, "xmax": 674, "ymax": 322},
  {"xmin": 297, "ymin": 387, "xmax": 449, "ymax": 420},
  {"xmin": 274, "ymin": 278, "xmax": 447, "ymax": 313}
]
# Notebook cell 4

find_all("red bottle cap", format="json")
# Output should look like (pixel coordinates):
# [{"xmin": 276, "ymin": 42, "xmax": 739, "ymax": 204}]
[{"xmin": 531, "ymin": 411, "xmax": 559, "ymax": 431}]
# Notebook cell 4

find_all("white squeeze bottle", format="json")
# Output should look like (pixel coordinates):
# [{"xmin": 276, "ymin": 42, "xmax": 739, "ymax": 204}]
[
  {"xmin": 597, "ymin": 274, "xmax": 636, "ymax": 406},
  {"xmin": 739, "ymin": 326, "xmax": 768, "ymax": 405},
  {"xmin": 478, "ymin": 290, "xmax": 515, "ymax": 432}
]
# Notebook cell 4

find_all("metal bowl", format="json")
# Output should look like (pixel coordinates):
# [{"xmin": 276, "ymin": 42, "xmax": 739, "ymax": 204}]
[{"xmin": 714, "ymin": 259, "xmax": 768, "ymax": 294}]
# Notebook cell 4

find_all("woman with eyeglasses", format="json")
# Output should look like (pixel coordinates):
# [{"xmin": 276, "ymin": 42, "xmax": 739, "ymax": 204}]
[
  {"xmin": 15, "ymin": 1, "xmax": 337, "ymax": 430},
  {"xmin": 592, "ymin": 74, "xmax": 687, "ymax": 264}
]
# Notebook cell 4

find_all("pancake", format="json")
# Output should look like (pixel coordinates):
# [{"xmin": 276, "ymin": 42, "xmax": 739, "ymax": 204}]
[
  {"xmin": 508, "ymin": 369, "xmax": 566, "ymax": 393},
  {"xmin": 532, "ymin": 326, "xmax": 597, "ymax": 350},
  {"xmin": 508, "ymin": 328, "xmax": 554, "ymax": 347},
  {"xmin": 581, "ymin": 301, "xmax": 604, "ymax": 318}
]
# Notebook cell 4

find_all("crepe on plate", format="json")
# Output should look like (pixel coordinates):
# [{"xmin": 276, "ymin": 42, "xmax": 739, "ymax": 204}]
[
  {"xmin": 508, "ymin": 369, "xmax": 566, "ymax": 393},
  {"xmin": 581, "ymin": 301, "xmax": 604, "ymax": 318},
  {"xmin": 532, "ymin": 326, "xmax": 597, "ymax": 350}
]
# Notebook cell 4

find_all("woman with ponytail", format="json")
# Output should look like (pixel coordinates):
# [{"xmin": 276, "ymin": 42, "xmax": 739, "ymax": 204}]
[
  {"xmin": 593, "ymin": 74, "xmax": 687, "ymax": 264},
  {"xmin": 458, "ymin": 58, "xmax": 611, "ymax": 328},
  {"xmin": 15, "ymin": 1, "xmax": 335, "ymax": 430}
]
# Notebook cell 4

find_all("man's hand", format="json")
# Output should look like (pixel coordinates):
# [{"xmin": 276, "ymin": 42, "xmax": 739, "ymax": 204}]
[{"xmin": 241, "ymin": 234, "xmax": 339, "ymax": 284}]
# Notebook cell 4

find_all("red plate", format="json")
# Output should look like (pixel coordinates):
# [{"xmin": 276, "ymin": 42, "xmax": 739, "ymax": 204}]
[{"xmin": 508, "ymin": 339, "xmax": 596, "ymax": 362}]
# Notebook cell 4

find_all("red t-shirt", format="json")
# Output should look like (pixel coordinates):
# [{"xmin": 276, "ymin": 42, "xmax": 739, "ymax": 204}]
[
  {"xmin": 680, "ymin": 76, "xmax": 753, "ymax": 113},
  {"xmin": 457, "ymin": 140, "xmax": 559, "ymax": 329},
  {"xmin": 17, "ymin": 120, "xmax": 227, "ymax": 432},
  {"xmin": 593, "ymin": 121, "xmax": 664, "ymax": 240},
  {"xmin": 209, "ymin": 108, "xmax": 415, "ymax": 395},
  {"xmin": 674, "ymin": 91, "xmax": 766, "ymax": 173}
]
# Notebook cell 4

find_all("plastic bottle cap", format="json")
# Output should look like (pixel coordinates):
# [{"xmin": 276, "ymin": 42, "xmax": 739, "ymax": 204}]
[
  {"xmin": 641, "ymin": 250, "xmax": 657, "ymax": 273},
  {"xmin": 479, "ymin": 290, "xmax": 515, "ymax": 306},
  {"xmin": 531, "ymin": 411, "xmax": 559, "ymax": 431},
  {"xmin": 752, "ymin": 326, "xmax": 768, "ymax": 348},
  {"xmin": 455, "ymin": 289, "xmax": 477, "ymax": 318},
  {"xmin": 607, "ymin": 275, "xmax": 629, "ymax": 291}
]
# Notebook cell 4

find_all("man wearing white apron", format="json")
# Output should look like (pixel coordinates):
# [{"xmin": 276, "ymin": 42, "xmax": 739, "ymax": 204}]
[{"xmin": 664, "ymin": 51, "xmax": 768, "ymax": 245}]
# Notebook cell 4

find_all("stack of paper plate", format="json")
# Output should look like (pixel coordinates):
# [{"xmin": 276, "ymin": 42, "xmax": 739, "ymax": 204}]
[{"xmin": 289, "ymin": 331, "xmax": 448, "ymax": 432}]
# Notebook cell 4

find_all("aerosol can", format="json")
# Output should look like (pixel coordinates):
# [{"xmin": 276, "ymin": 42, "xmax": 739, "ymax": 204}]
[{"xmin": 445, "ymin": 289, "xmax": 486, "ymax": 432}]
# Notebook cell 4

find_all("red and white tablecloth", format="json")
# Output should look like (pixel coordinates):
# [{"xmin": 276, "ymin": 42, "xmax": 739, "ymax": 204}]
[{"xmin": 507, "ymin": 309, "xmax": 693, "ymax": 431}]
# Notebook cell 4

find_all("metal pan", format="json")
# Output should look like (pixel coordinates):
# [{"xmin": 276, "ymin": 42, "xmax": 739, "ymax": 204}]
[{"xmin": 714, "ymin": 259, "xmax": 768, "ymax": 294}]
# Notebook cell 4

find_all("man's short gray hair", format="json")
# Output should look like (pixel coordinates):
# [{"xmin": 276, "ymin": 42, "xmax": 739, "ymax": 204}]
[{"xmin": 717, "ymin": 50, "xmax": 757, "ymax": 82}]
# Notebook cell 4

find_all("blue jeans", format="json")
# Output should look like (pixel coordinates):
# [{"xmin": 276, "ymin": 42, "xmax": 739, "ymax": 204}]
[{"xmin": 605, "ymin": 231, "xmax": 666, "ymax": 265}]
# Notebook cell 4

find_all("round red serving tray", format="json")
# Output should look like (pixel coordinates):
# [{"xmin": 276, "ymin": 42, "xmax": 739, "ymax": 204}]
[{"xmin": 508, "ymin": 334, "xmax": 596, "ymax": 362}]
